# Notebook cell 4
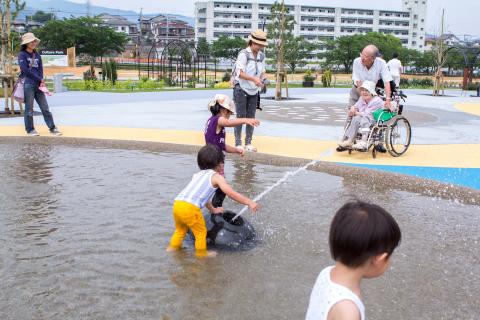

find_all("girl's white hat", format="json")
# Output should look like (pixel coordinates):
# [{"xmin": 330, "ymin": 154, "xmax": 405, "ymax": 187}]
[
  {"xmin": 360, "ymin": 80, "xmax": 377, "ymax": 96},
  {"xmin": 207, "ymin": 94, "xmax": 236, "ymax": 114},
  {"xmin": 21, "ymin": 33, "xmax": 40, "ymax": 45}
]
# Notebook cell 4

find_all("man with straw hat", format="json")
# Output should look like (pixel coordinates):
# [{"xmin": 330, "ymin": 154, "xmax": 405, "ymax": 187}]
[
  {"xmin": 18, "ymin": 32, "xmax": 61, "ymax": 136},
  {"xmin": 232, "ymin": 29, "xmax": 268, "ymax": 153}
]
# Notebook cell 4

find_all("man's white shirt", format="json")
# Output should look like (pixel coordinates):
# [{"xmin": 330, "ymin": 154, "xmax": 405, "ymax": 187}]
[
  {"xmin": 352, "ymin": 57, "xmax": 393, "ymax": 85},
  {"xmin": 387, "ymin": 58, "xmax": 403, "ymax": 77}
]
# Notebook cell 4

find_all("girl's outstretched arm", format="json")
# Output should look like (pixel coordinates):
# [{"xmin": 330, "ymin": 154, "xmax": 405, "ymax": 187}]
[
  {"xmin": 225, "ymin": 144, "xmax": 244, "ymax": 156},
  {"xmin": 212, "ymin": 174, "xmax": 258, "ymax": 212},
  {"xmin": 218, "ymin": 117, "xmax": 260, "ymax": 128}
]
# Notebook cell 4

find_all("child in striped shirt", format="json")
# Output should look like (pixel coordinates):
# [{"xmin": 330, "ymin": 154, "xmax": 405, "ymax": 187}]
[{"xmin": 167, "ymin": 144, "xmax": 258, "ymax": 257}]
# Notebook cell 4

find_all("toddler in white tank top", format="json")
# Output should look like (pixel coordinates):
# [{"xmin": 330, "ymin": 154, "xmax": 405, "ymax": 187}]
[{"xmin": 306, "ymin": 201, "xmax": 401, "ymax": 320}]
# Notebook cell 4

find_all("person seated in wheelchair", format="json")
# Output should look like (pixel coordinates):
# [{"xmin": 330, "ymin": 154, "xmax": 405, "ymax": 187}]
[{"xmin": 338, "ymin": 80, "xmax": 384, "ymax": 151}]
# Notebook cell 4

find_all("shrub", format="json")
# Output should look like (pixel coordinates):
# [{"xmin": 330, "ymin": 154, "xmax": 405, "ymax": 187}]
[
  {"xmin": 214, "ymin": 81, "xmax": 231, "ymax": 89},
  {"xmin": 83, "ymin": 69, "xmax": 96, "ymax": 81},
  {"xmin": 400, "ymin": 77, "xmax": 410, "ymax": 86},
  {"xmin": 303, "ymin": 69, "xmax": 315, "ymax": 82},
  {"xmin": 222, "ymin": 72, "xmax": 231, "ymax": 82},
  {"xmin": 110, "ymin": 59, "xmax": 118, "ymax": 84},
  {"xmin": 186, "ymin": 76, "xmax": 197, "ymax": 88},
  {"xmin": 466, "ymin": 82, "xmax": 479, "ymax": 91},
  {"xmin": 321, "ymin": 70, "xmax": 332, "ymax": 87},
  {"xmin": 410, "ymin": 78, "xmax": 433, "ymax": 88}
]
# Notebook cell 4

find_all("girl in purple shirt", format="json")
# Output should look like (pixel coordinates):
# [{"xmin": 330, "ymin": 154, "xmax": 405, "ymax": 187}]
[{"xmin": 204, "ymin": 94, "xmax": 259, "ymax": 208}]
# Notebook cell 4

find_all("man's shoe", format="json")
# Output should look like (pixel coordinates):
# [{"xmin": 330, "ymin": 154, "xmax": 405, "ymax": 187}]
[
  {"xmin": 27, "ymin": 130, "xmax": 39, "ymax": 136},
  {"xmin": 375, "ymin": 144, "xmax": 387, "ymax": 153}
]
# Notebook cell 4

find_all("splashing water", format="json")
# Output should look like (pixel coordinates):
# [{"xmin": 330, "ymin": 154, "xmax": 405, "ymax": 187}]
[{"xmin": 232, "ymin": 149, "xmax": 333, "ymax": 221}]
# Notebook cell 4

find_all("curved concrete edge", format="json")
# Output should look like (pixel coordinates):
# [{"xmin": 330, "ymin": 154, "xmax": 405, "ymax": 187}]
[
  {"xmin": 454, "ymin": 103, "xmax": 480, "ymax": 116},
  {"xmin": 1, "ymin": 125, "xmax": 479, "ymax": 168},
  {"xmin": 1, "ymin": 136, "xmax": 479, "ymax": 206}
]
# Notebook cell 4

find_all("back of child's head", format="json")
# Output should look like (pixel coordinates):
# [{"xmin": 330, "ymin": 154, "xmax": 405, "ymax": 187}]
[
  {"xmin": 197, "ymin": 144, "xmax": 225, "ymax": 170},
  {"xmin": 329, "ymin": 200, "xmax": 401, "ymax": 268},
  {"xmin": 209, "ymin": 102, "xmax": 224, "ymax": 116}
]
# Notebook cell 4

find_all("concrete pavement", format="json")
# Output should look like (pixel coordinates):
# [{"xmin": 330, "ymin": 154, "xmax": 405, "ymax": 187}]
[{"xmin": 1, "ymin": 87, "xmax": 479, "ymax": 189}]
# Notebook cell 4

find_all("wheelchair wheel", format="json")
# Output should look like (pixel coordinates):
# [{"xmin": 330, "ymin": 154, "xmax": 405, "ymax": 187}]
[{"xmin": 385, "ymin": 116, "xmax": 411, "ymax": 157}]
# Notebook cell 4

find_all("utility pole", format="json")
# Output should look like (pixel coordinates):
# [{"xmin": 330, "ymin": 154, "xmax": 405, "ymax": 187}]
[
  {"xmin": 48, "ymin": 7, "xmax": 55, "ymax": 20},
  {"xmin": 137, "ymin": 7, "xmax": 143, "ymax": 79},
  {"xmin": 86, "ymin": 0, "xmax": 91, "ymax": 17}
]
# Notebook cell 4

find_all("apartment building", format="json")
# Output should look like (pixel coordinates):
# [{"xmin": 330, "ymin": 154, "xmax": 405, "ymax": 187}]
[{"xmin": 195, "ymin": 0, "xmax": 427, "ymax": 51}]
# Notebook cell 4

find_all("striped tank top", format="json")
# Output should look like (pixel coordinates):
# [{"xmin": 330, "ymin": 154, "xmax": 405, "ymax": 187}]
[
  {"xmin": 175, "ymin": 169, "xmax": 218, "ymax": 209},
  {"xmin": 305, "ymin": 266, "xmax": 365, "ymax": 320}
]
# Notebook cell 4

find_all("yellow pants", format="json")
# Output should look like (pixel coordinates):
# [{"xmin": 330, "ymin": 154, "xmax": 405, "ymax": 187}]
[{"xmin": 169, "ymin": 200, "xmax": 208, "ymax": 256}]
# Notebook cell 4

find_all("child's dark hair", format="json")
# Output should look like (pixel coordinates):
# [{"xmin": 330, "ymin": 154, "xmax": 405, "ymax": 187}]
[
  {"xmin": 197, "ymin": 144, "xmax": 225, "ymax": 170},
  {"xmin": 329, "ymin": 200, "xmax": 401, "ymax": 268},
  {"xmin": 209, "ymin": 102, "xmax": 225, "ymax": 116},
  {"xmin": 392, "ymin": 52, "xmax": 399, "ymax": 58}
]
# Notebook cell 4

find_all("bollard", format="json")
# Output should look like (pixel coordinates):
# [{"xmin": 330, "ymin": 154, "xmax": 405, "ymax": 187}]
[{"xmin": 53, "ymin": 73, "xmax": 65, "ymax": 93}]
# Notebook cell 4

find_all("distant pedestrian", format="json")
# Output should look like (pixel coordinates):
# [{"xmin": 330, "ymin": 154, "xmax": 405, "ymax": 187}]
[
  {"xmin": 18, "ymin": 32, "xmax": 61, "ymax": 136},
  {"xmin": 387, "ymin": 52, "xmax": 403, "ymax": 88},
  {"xmin": 232, "ymin": 29, "xmax": 268, "ymax": 153}
]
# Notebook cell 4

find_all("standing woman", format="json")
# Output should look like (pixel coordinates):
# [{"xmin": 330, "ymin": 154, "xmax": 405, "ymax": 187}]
[
  {"xmin": 233, "ymin": 29, "xmax": 267, "ymax": 152},
  {"xmin": 18, "ymin": 33, "xmax": 61, "ymax": 136}
]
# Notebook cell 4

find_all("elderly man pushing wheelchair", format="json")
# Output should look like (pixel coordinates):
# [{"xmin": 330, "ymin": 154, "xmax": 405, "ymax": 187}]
[{"xmin": 342, "ymin": 44, "xmax": 395, "ymax": 153}]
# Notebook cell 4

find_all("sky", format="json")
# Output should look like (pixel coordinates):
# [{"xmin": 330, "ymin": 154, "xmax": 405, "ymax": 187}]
[{"xmin": 69, "ymin": 0, "xmax": 479, "ymax": 37}]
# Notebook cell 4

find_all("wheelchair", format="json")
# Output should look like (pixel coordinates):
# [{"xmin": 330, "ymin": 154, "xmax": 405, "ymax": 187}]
[{"xmin": 339, "ymin": 83, "xmax": 412, "ymax": 159}]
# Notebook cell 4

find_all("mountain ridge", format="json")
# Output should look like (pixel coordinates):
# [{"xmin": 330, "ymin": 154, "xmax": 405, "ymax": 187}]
[{"xmin": 20, "ymin": 0, "xmax": 194, "ymax": 25}]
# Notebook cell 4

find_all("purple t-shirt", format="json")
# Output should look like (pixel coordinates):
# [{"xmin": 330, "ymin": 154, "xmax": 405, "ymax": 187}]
[{"xmin": 205, "ymin": 115, "xmax": 226, "ymax": 152}]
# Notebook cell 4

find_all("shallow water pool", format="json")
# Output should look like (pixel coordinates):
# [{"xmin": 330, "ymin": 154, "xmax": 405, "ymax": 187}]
[{"xmin": 0, "ymin": 143, "xmax": 478, "ymax": 319}]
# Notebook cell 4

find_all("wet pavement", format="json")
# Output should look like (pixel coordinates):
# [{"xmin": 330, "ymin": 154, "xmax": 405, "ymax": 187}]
[{"xmin": 0, "ymin": 142, "xmax": 478, "ymax": 320}]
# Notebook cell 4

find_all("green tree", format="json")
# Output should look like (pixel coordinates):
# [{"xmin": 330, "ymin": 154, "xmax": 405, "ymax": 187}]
[
  {"xmin": 32, "ymin": 10, "xmax": 54, "ymax": 23},
  {"xmin": 268, "ymin": 0, "xmax": 295, "ymax": 99},
  {"xmin": 320, "ymin": 32, "xmax": 404, "ymax": 72},
  {"xmin": 36, "ymin": 16, "xmax": 127, "ymax": 65},
  {"xmin": 320, "ymin": 34, "xmax": 364, "ymax": 72},
  {"xmin": 362, "ymin": 32, "xmax": 403, "ymax": 60},
  {"xmin": 0, "ymin": 0, "xmax": 25, "ymax": 73},
  {"xmin": 284, "ymin": 35, "xmax": 315, "ymax": 74},
  {"xmin": 211, "ymin": 35, "xmax": 246, "ymax": 61},
  {"xmin": 196, "ymin": 37, "xmax": 210, "ymax": 56},
  {"xmin": 444, "ymin": 49, "xmax": 465, "ymax": 75}
]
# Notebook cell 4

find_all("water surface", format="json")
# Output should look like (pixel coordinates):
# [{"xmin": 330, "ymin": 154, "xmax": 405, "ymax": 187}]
[{"xmin": 0, "ymin": 143, "xmax": 478, "ymax": 319}]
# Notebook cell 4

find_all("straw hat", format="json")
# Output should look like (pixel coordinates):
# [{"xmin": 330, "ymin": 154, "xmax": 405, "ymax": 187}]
[
  {"xmin": 207, "ymin": 94, "xmax": 236, "ymax": 114},
  {"xmin": 248, "ymin": 29, "xmax": 268, "ymax": 47},
  {"xmin": 360, "ymin": 80, "xmax": 377, "ymax": 96},
  {"xmin": 21, "ymin": 33, "xmax": 40, "ymax": 45}
]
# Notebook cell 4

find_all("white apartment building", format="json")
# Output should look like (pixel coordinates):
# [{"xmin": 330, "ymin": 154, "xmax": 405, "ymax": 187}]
[{"xmin": 195, "ymin": 0, "xmax": 427, "ymax": 51}]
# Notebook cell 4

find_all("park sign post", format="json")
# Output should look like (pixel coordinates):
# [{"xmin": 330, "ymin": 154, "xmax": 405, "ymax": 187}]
[{"xmin": 40, "ymin": 49, "xmax": 69, "ymax": 67}]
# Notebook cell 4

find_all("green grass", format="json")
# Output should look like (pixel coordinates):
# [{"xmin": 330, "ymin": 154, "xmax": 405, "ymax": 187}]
[{"xmin": 54, "ymin": 79, "xmax": 468, "ymax": 93}]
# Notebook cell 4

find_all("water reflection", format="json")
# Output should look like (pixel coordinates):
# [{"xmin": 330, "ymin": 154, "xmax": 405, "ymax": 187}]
[
  {"xmin": 231, "ymin": 159, "xmax": 257, "ymax": 195},
  {"xmin": 9, "ymin": 144, "xmax": 59, "ymax": 245}
]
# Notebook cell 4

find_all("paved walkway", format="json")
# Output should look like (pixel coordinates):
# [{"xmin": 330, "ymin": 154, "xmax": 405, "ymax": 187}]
[{"xmin": 1, "ymin": 88, "xmax": 479, "ymax": 189}]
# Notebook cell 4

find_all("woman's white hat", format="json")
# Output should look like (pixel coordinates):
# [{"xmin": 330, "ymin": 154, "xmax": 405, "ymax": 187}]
[
  {"xmin": 207, "ymin": 94, "xmax": 236, "ymax": 114},
  {"xmin": 248, "ymin": 29, "xmax": 268, "ymax": 47},
  {"xmin": 21, "ymin": 33, "xmax": 40, "ymax": 45},
  {"xmin": 360, "ymin": 80, "xmax": 377, "ymax": 96}
]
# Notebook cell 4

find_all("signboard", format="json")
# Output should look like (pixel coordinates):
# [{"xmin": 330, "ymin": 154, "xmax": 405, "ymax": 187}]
[{"xmin": 40, "ymin": 49, "xmax": 68, "ymax": 67}]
